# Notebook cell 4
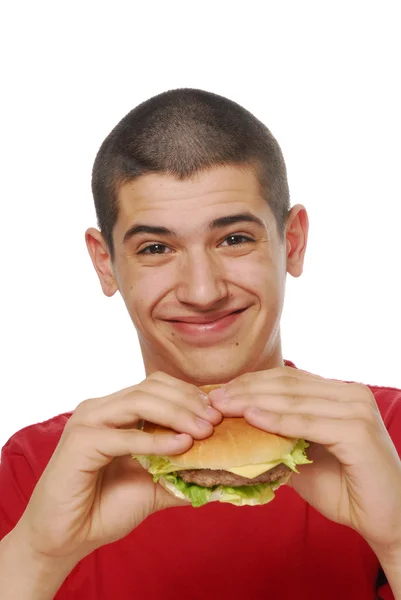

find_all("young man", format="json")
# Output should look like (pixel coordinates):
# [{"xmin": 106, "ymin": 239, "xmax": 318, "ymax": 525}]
[{"xmin": 0, "ymin": 89, "xmax": 400, "ymax": 600}]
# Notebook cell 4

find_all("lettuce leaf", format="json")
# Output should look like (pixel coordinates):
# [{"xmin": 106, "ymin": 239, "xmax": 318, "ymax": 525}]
[
  {"xmin": 137, "ymin": 455, "xmax": 174, "ymax": 476},
  {"xmin": 279, "ymin": 438, "xmax": 312, "ymax": 473},
  {"xmin": 161, "ymin": 473, "xmax": 278, "ymax": 507},
  {"xmin": 219, "ymin": 483, "xmax": 276, "ymax": 506},
  {"xmin": 133, "ymin": 438, "xmax": 312, "ymax": 477},
  {"xmin": 164, "ymin": 473, "xmax": 214, "ymax": 507},
  {"xmin": 132, "ymin": 438, "xmax": 312, "ymax": 508}
]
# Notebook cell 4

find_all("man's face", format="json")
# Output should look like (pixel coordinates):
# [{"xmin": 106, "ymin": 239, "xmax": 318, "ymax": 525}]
[{"xmin": 93, "ymin": 166, "xmax": 306, "ymax": 384}]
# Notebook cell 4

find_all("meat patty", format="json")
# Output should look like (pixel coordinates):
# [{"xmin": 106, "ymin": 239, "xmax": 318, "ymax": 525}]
[{"xmin": 176, "ymin": 462, "xmax": 291, "ymax": 487}]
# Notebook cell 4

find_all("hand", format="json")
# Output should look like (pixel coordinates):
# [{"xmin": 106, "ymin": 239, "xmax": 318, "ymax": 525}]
[
  {"xmin": 17, "ymin": 372, "xmax": 222, "ymax": 564},
  {"xmin": 209, "ymin": 367, "xmax": 401, "ymax": 557}
]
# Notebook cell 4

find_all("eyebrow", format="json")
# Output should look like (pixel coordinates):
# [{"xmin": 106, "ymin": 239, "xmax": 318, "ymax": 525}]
[
  {"xmin": 123, "ymin": 224, "xmax": 176, "ymax": 244},
  {"xmin": 122, "ymin": 211, "xmax": 267, "ymax": 244},
  {"xmin": 209, "ymin": 212, "xmax": 266, "ymax": 230}
]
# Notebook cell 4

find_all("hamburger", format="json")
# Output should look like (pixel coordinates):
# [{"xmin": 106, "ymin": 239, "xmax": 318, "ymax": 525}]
[{"xmin": 133, "ymin": 384, "xmax": 311, "ymax": 507}]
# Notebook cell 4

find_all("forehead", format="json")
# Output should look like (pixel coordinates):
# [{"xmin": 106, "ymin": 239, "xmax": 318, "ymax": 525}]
[{"xmin": 114, "ymin": 165, "xmax": 275, "ymax": 236}]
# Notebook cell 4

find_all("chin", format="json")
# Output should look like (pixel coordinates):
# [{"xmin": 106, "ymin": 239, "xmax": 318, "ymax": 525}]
[{"xmin": 174, "ymin": 349, "xmax": 259, "ymax": 385}]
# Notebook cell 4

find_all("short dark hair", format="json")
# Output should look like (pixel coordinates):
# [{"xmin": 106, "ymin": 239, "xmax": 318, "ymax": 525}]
[{"xmin": 92, "ymin": 88, "xmax": 290, "ymax": 260}]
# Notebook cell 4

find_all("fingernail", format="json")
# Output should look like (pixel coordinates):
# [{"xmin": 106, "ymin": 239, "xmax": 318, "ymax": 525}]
[
  {"xmin": 196, "ymin": 417, "xmax": 212, "ymax": 429},
  {"xmin": 199, "ymin": 391, "xmax": 210, "ymax": 404},
  {"xmin": 205, "ymin": 405, "xmax": 220, "ymax": 416}
]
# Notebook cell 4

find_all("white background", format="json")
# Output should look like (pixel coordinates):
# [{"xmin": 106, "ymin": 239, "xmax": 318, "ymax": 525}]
[{"xmin": 1, "ymin": 2, "xmax": 400, "ymax": 449}]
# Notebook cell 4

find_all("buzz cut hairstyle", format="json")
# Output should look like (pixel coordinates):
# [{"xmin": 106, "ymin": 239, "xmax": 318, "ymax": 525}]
[{"xmin": 91, "ymin": 88, "xmax": 290, "ymax": 260}]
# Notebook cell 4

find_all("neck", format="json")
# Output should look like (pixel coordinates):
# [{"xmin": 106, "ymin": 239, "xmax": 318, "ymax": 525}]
[{"xmin": 140, "ymin": 337, "xmax": 285, "ymax": 385}]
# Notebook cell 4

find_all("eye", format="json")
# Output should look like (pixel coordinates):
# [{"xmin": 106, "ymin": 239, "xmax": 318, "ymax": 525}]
[
  {"xmin": 138, "ymin": 243, "xmax": 172, "ymax": 255},
  {"xmin": 220, "ymin": 234, "xmax": 254, "ymax": 247}
]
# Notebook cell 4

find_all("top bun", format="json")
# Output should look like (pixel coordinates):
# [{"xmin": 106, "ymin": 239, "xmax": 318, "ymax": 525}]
[{"xmin": 142, "ymin": 384, "xmax": 297, "ymax": 470}]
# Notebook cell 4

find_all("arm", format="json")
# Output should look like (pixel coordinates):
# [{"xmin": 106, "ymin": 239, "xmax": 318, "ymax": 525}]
[
  {"xmin": 0, "ymin": 525, "xmax": 78, "ymax": 600},
  {"xmin": 376, "ymin": 548, "xmax": 401, "ymax": 600},
  {"xmin": 0, "ymin": 372, "xmax": 219, "ymax": 598},
  {"xmin": 210, "ymin": 369, "xmax": 401, "ymax": 600}
]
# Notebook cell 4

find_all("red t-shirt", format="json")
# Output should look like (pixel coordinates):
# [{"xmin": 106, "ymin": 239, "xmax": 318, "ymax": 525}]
[{"xmin": 1, "ymin": 378, "xmax": 400, "ymax": 599}]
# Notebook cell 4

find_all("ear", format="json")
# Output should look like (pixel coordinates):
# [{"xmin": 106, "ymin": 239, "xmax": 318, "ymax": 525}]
[
  {"xmin": 285, "ymin": 205, "xmax": 309, "ymax": 278},
  {"xmin": 85, "ymin": 228, "xmax": 118, "ymax": 297}
]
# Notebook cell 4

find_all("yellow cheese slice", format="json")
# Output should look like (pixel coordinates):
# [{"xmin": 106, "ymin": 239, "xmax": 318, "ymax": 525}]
[{"xmin": 226, "ymin": 460, "xmax": 282, "ymax": 479}]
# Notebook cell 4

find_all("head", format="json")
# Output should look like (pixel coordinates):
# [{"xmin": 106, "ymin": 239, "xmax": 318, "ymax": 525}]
[{"xmin": 86, "ymin": 88, "xmax": 308, "ymax": 384}]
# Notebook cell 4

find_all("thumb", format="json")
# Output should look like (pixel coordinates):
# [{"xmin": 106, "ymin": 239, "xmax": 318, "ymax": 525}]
[{"xmin": 153, "ymin": 481, "xmax": 191, "ymax": 512}]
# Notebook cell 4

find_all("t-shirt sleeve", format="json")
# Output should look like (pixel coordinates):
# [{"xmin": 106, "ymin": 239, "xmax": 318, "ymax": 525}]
[
  {"xmin": 374, "ymin": 386, "xmax": 401, "ymax": 600},
  {"xmin": 0, "ymin": 418, "xmax": 71, "ymax": 600},
  {"xmin": 0, "ymin": 414, "xmax": 70, "ymax": 543},
  {"xmin": 377, "ymin": 583, "xmax": 395, "ymax": 600},
  {"xmin": 0, "ymin": 435, "xmax": 39, "ymax": 541}
]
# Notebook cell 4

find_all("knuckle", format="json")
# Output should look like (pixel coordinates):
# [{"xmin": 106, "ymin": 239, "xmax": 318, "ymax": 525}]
[
  {"xmin": 349, "ymin": 382, "xmax": 370, "ymax": 398},
  {"xmin": 235, "ymin": 373, "xmax": 250, "ymax": 382},
  {"xmin": 145, "ymin": 373, "xmax": 157, "ymax": 384},
  {"xmin": 124, "ymin": 390, "xmax": 149, "ymax": 413},
  {"xmin": 349, "ymin": 382, "xmax": 377, "ymax": 407},
  {"xmin": 70, "ymin": 397, "xmax": 104, "ymax": 425},
  {"xmin": 148, "ymin": 370, "xmax": 167, "ymax": 382},
  {"xmin": 62, "ymin": 423, "xmax": 90, "ymax": 448},
  {"xmin": 356, "ymin": 401, "xmax": 379, "ymax": 424},
  {"xmin": 228, "ymin": 380, "xmax": 245, "ymax": 395},
  {"xmin": 289, "ymin": 394, "xmax": 301, "ymax": 406},
  {"xmin": 229, "ymin": 374, "xmax": 250, "ymax": 389},
  {"xmin": 74, "ymin": 398, "xmax": 93, "ymax": 414},
  {"xmin": 128, "ymin": 385, "xmax": 144, "ymax": 399},
  {"xmin": 147, "ymin": 432, "xmax": 160, "ymax": 447},
  {"xmin": 192, "ymin": 383, "xmax": 206, "ymax": 395},
  {"xmin": 127, "ymin": 382, "xmax": 141, "ymax": 394},
  {"xmin": 281, "ymin": 366, "xmax": 298, "ymax": 378}
]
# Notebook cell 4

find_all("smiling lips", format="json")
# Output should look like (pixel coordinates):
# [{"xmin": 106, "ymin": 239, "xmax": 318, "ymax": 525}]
[{"xmin": 165, "ymin": 308, "xmax": 247, "ymax": 336}]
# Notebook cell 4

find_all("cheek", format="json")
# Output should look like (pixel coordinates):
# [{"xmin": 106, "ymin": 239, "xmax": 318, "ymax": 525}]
[
  {"xmin": 122, "ymin": 266, "xmax": 173, "ymax": 316},
  {"xmin": 226, "ymin": 254, "xmax": 283, "ymax": 299}
]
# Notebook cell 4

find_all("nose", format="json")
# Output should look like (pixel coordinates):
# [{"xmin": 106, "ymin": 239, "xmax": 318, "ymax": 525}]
[{"xmin": 175, "ymin": 248, "xmax": 229, "ymax": 309}]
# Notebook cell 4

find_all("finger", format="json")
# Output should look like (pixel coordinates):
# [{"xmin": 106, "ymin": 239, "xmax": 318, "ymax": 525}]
[
  {"xmin": 228, "ymin": 366, "xmax": 326, "ymax": 384},
  {"xmin": 148, "ymin": 371, "xmax": 211, "ymax": 402},
  {"xmin": 129, "ymin": 378, "xmax": 221, "ymax": 423},
  {"xmin": 77, "ymin": 372, "xmax": 215, "ymax": 417},
  {"xmin": 243, "ymin": 406, "xmax": 358, "ymax": 447},
  {"xmin": 210, "ymin": 392, "xmax": 380, "ymax": 421},
  {"xmin": 75, "ymin": 380, "xmax": 221, "ymax": 428},
  {"xmin": 243, "ymin": 406, "xmax": 396, "ymax": 471},
  {"xmin": 154, "ymin": 484, "xmax": 192, "ymax": 510},
  {"xmin": 69, "ymin": 393, "xmax": 216, "ymax": 440},
  {"xmin": 212, "ymin": 377, "xmax": 374, "ymax": 406},
  {"xmin": 55, "ymin": 426, "xmax": 193, "ymax": 474}
]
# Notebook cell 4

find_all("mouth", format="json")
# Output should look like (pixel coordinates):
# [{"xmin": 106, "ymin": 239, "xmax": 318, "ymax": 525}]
[
  {"xmin": 164, "ymin": 308, "xmax": 248, "ymax": 340},
  {"xmin": 168, "ymin": 308, "xmax": 246, "ymax": 324}
]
